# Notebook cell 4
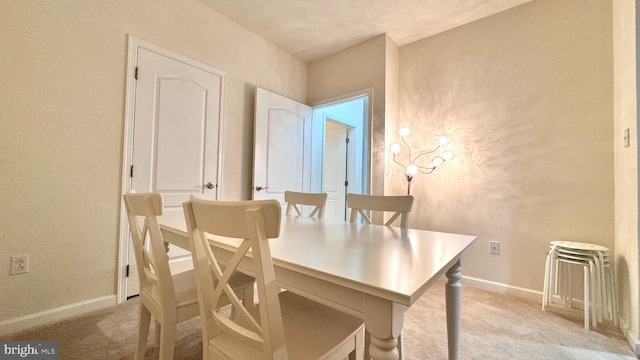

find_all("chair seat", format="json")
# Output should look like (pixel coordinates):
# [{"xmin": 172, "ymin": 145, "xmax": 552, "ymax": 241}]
[
  {"xmin": 209, "ymin": 291, "xmax": 364, "ymax": 360},
  {"xmin": 166, "ymin": 270, "xmax": 199, "ymax": 308},
  {"xmin": 143, "ymin": 269, "xmax": 256, "ymax": 309}
]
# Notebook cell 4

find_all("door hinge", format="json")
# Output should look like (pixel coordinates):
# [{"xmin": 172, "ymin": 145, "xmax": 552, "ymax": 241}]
[
  {"xmin": 130, "ymin": 165, "xmax": 134, "ymax": 178},
  {"xmin": 134, "ymin": 66, "xmax": 138, "ymax": 80},
  {"xmin": 125, "ymin": 265, "xmax": 130, "ymax": 277},
  {"xmin": 344, "ymin": 181, "xmax": 349, "ymax": 186},
  {"xmin": 345, "ymin": 137, "xmax": 350, "ymax": 144}
]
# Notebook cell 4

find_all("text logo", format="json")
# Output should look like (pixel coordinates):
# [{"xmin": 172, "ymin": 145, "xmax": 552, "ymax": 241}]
[{"xmin": 0, "ymin": 342, "xmax": 58, "ymax": 359}]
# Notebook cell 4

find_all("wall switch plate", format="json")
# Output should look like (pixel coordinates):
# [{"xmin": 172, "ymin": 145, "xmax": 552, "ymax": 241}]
[
  {"xmin": 10, "ymin": 255, "xmax": 29, "ymax": 275},
  {"xmin": 490, "ymin": 241, "xmax": 500, "ymax": 255}
]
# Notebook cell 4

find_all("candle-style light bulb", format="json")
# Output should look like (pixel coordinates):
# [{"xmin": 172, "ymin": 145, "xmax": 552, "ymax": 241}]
[
  {"xmin": 438, "ymin": 136, "xmax": 449, "ymax": 147},
  {"xmin": 389, "ymin": 143, "xmax": 401, "ymax": 154},
  {"xmin": 398, "ymin": 127, "xmax": 410, "ymax": 138},
  {"xmin": 405, "ymin": 164, "xmax": 418, "ymax": 177},
  {"xmin": 442, "ymin": 150, "xmax": 454, "ymax": 161},
  {"xmin": 432, "ymin": 156, "xmax": 444, "ymax": 168}
]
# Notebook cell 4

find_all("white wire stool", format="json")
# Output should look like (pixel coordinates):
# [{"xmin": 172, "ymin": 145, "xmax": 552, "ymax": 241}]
[{"xmin": 542, "ymin": 241, "xmax": 617, "ymax": 330}]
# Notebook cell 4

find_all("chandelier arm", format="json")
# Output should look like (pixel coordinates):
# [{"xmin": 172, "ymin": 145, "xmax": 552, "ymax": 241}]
[
  {"xmin": 401, "ymin": 136, "xmax": 412, "ymax": 160},
  {"xmin": 411, "ymin": 146, "xmax": 441, "ymax": 163},
  {"xmin": 417, "ymin": 166, "xmax": 436, "ymax": 174},
  {"xmin": 392, "ymin": 154, "xmax": 407, "ymax": 169}
]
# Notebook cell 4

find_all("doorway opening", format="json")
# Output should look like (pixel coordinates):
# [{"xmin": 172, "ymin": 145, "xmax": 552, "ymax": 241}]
[{"xmin": 311, "ymin": 91, "xmax": 370, "ymax": 222}]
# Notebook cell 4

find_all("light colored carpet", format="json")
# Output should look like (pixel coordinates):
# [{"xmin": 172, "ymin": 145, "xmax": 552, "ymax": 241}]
[{"xmin": 4, "ymin": 282, "xmax": 636, "ymax": 359}]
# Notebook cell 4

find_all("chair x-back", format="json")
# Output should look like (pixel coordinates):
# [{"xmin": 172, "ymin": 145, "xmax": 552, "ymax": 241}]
[
  {"xmin": 123, "ymin": 191, "xmax": 255, "ymax": 360},
  {"xmin": 284, "ymin": 191, "xmax": 328, "ymax": 218},
  {"xmin": 346, "ymin": 193, "xmax": 414, "ymax": 229},
  {"xmin": 183, "ymin": 196, "xmax": 364, "ymax": 360}
]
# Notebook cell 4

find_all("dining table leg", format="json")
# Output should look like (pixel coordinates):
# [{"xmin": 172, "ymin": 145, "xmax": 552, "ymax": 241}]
[
  {"xmin": 445, "ymin": 259, "xmax": 462, "ymax": 360},
  {"xmin": 363, "ymin": 296, "xmax": 407, "ymax": 360}
]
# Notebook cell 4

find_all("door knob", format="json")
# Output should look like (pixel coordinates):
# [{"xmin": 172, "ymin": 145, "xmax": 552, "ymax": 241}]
[
  {"xmin": 255, "ymin": 186, "xmax": 269, "ymax": 191},
  {"xmin": 203, "ymin": 182, "xmax": 216, "ymax": 189}
]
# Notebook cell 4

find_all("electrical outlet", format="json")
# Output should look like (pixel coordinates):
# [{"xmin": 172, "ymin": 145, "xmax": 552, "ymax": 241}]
[
  {"xmin": 10, "ymin": 255, "xmax": 29, "ymax": 275},
  {"xmin": 490, "ymin": 241, "xmax": 500, "ymax": 255}
]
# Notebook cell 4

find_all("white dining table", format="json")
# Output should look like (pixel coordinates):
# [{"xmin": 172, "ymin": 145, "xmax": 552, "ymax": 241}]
[{"xmin": 158, "ymin": 211, "xmax": 476, "ymax": 360}]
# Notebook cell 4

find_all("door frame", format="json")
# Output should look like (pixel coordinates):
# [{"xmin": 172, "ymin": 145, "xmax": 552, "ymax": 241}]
[
  {"xmin": 310, "ymin": 88, "xmax": 372, "ymax": 196},
  {"xmin": 116, "ymin": 35, "xmax": 226, "ymax": 303}
]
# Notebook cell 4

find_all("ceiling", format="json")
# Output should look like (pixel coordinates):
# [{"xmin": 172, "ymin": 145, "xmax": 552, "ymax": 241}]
[{"xmin": 198, "ymin": 0, "xmax": 534, "ymax": 62}]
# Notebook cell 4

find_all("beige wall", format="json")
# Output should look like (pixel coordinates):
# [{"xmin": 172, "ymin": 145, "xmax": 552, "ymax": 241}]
[
  {"xmin": 613, "ymin": 0, "xmax": 640, "ymax": 351},
  {"xmin": 0, "ymin": 0, "xmax": 307, "ymax": 323},
  {"xmin": 395, "ymin": 0, "xmax": 614, "ymax": 295},
  {"xmin": 384, "ymin": 38, "xmax": 400, "ymax": 197}
]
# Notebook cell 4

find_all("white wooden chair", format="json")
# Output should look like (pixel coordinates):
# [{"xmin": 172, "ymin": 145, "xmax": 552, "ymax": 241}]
[
  {"xmin": 346, "ymin": 193, "xmax": 414, "ymax": 229},
  {"xmin": 284, "ymin": 191, "xmax": 328, "ymax": 218},
  {"xmin": 346, "ymin": 193, "xmax": 414, "ymax": 358},
  {"xmin": 183, "ymin": 195, "xmax": 365, "ymax": 360},
  {"xmin": 123, "ymin": 191, "xmax": 255, "ymax": 360}
]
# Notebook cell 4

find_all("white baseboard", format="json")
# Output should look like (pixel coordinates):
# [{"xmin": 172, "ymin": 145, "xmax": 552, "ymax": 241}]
[
  {"xmin": 462, "ymin": 275, "xmax": 590, "ymax": 308},
  {"xmin": 462, "ymin": 275, "xmax": 590, "ymax": 310},
  {"xmin": 0, "ymin": 295, "xmax": 116, "ymax": 337},
  {"xmin": 617, "ymin": 317, "xmax": 640, "ymax": 356},
  {"xmin": 461, "ymin": 275, "xmax": 543, "ymax": 303}
]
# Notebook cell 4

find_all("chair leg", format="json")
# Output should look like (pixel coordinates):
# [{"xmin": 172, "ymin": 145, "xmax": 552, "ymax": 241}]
[
  {"xmin": 242, "ymin": 283, "xmax": 255, "ymax": 307},
  {"xmin": 136, "ymin": 306, "xmax": 151, "ymax": 360},
  {"xmin": 230, "ymin": 283, "xmax": 255, "ymax": 319},
  {"xmin": 349, "ymin": 328, "xmax": 365, "ymax": 360},
  {"xmin": 364, "ymin": 329, "xmax": 371, "ymax": 360},
  {"xmin": 567, "ymin": 263, "xmax": 573, "ymax": 308},
  {"xmin": 397, "ymin": 331, "xmax": 404, "ymax": 360},
  {"xmin": 588, "ymin": 261, "xmax": 597, "ymax": 328},
  {"xmin": 592, "ymin": 258, "xmax": 603, "ymax": 324},
  {"xmin": 159, "ymin": 322, "xmax": 177, "ymax": 360},
  {"xmin": 154, "ymin": 320, "xmax": 161, "ymax": 346},
  {"xmin": 583, "ymin": 267, "xmax": 589, "ymax": 330},
  {"xmin": 542, "ymin": 250, "xmax": 554, "ymax": 310},
  {"xmin": 608, "ymin": 265, "xmax": 619, "ymax": 326},
  {"xmin": 558, "ymin": 260, "xmax": 567, "ymax": 305},
  {"xmin": 552, "ymin": 256, "xmax": 560, "ymax": 303},
  {"xmin": 597, "ymin": 255, "xmax": 606, "ymax": 323}
]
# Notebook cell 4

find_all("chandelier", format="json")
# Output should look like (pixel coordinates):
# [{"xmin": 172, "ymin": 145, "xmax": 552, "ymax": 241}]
[{"xmin": 389, "ymin": 126, "xmax": 454, "ymax": 194}]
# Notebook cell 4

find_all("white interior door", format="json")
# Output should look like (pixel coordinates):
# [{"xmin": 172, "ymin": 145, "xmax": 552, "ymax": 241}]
[
  {"xmin": 123, "ymin": 38, "xmax": 224, "ymax": 298},
  {"xmin": 253, "ymin": 87, "xmax": 313, "ymax": 205},
  {"xmin": 324, "ymin": 125, "xmax": 348, "ymax": 221}
]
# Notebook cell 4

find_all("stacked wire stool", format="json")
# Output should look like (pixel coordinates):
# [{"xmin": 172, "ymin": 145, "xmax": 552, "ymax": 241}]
[{"xmin": 542, "ymin": 241, "xmax": 618, "ymax": 330}]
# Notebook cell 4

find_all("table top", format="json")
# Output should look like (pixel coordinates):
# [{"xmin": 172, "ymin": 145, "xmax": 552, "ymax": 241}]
[{"xmin": 159, "ymin": 210, "xmax": 477, "ymax": 306}]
